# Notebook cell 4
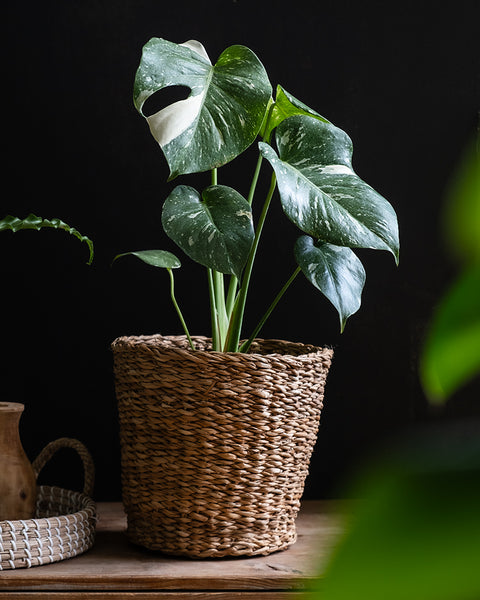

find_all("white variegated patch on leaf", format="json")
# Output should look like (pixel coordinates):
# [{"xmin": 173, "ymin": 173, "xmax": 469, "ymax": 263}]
[
  {"xmin": 259, "ymin": 115, "xmax": 400, "ymax": 262},
  {"xmin": 294, "ymin": 235, "xmax": 366, "ymax": 331},
  {"xmin": 162, "ymin": 184, "xmax": 254, "ymax": 279},
  {"xmin": 134, "ymin": 38, "xmax": 272, "ymax": 179}
]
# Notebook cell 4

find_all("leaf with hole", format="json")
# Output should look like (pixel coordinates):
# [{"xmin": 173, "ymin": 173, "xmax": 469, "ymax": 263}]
[
  {"xmin": 294, "ymin": 235, "xmax": 366, "ymax": 331},
  {"xmin": 259, "ymin": 115, "xmax": 399, "ymax": 262},
  {"xmin": 134, "ymin": 38, "xmax": 272, "ymax": 179},
  {"xmin": 162, "ymin": 184, "xmax": 254, "ymax": 279}
]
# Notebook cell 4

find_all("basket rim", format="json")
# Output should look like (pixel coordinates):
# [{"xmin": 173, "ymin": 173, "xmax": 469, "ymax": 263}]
[
  {"xmin": 111, "ymin": 334, "xmax": 334, "ymax": 362},
  {"xmin": 0, "ymin": 485, "xmax": 96, "ymax": 570},
  {"xmin": 0, "ymin": 485, "xmax": 96, "ymax": 530}
]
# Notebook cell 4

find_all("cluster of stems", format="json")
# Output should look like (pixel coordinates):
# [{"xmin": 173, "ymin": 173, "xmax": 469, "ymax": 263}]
[{"xmin": 169, "ymin": 115, "xmax": 301, "ymax": 353}]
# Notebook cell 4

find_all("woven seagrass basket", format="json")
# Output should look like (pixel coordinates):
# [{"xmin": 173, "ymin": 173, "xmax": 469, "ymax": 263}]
[
  {"xmin": 0, "ymin": 437, "xmax": 96, "ymax": 570},
  {"xmin": 112, "ymin": 334, "xmax": 333, "ymax": 558}
]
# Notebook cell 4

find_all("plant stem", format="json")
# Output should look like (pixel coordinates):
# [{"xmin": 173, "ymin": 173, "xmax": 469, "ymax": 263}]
[
  {"xmin": 222, "ymin": 154, "xmax": 264, "ymax": 342},
  {"xmin": 225, "ymin": 275, "xmax": 238, "ymax": 317},
  {"xmin": 224, "ymin": 172, "xmax": 278, "ymax": 352},
  {"xmin": 239, "ymin": 266, "xmax": 301, "ymax": 353},
  {"xmin": 214, "ymin": 270, "xmax": 228, "ymax": 348},
  {"xmin": 207, "ymin": 167, "xmax": 225, "ymax": 350},
  {"xmin": 207, "ymin": 268, "xmax": 220, "ymax": 350},
  {"xmin": 247, "ymin": 154, "xmax": 263, "ymax": 206},
  {"xmin": 223, "ymin": 122, "xmax": 273, "ymax": 350},
  {"xmin": 211, "ymin": 168, "xmax": 218, "ymax": 186},
  {"xmin": 168, "ymin": 268, "xmax": 195, "ymax": 350}
]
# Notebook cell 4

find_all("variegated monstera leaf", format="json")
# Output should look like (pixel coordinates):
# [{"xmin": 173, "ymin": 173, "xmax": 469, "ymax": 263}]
[
  {"xmin": 134, "ymin": 38, "xmax": 272, "ymax": 179},
  {"xmin": 260, "ymin": 115, "xmax": 400, "ymax": 262},
  {"xmin": 260, "ymin": 114, "xmax": 400, "ymax": 328}
]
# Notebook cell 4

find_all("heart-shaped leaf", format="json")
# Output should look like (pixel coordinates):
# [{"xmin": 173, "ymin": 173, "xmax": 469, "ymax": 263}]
[
  {"xmin": 113, "ymin": 249, "xmax": 181, "ymax": 269},
  {"xmin": 262, "ymin": 85, "xmax": 330, "ymax": 141},
  {"xmin": 134, "ymin": 38, "xmax": 272, "ymax": 179},
  {"xmin": 259, "ymin": 115, "xmax": 399, "ymax": 262},
  {"xmin": 294, "ymin": 235, "xmax": 366, "ymax": 331},
  {"xmin": 162, "ymin": 185, "xmax": 254, "ymax": 279}
]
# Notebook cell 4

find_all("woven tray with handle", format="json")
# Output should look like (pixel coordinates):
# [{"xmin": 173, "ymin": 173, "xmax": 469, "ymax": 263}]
[{"xmin": 0, "ymin": 437, "xmax": 96, "ymax": 570}]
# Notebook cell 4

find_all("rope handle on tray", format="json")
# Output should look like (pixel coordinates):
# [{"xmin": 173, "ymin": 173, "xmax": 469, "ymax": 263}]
[{"xmin": 32, "ymin": 437, "xmax": 95, "ymax": 498}]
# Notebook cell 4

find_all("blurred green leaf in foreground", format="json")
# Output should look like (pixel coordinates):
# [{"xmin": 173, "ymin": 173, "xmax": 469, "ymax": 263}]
[
  {"xmin": 420, "ymin": 137, "xmax": 480, "ymax": 402},
  {"xmin": 309, "ymin": 423, "xmax": 480, "ymax": 600},
  {"xmin": 308, "ymin": 135, "xmax": 480, "ymax": 600}
]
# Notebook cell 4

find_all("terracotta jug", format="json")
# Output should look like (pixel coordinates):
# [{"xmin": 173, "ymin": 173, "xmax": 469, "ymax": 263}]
[{"xmin": 0, "ymin": 402, "xmax": 37, "ymax": 520}]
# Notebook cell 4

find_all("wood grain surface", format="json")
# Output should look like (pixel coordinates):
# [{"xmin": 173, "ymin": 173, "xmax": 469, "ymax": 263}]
[{"xmin": 0, "ymin": 500, "xmax": 346, "ymax": 598}]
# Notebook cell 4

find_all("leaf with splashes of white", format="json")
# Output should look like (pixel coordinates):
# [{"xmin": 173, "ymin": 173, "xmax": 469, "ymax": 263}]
[
  {"xmin": 259, "ymin": 115, "xmax": 399, "ymax": 262},
  {"xmin": 161, "ymin": 184, "xmax": 254, "ymax": 279},
  {"xmin": 294, "ymin": 236, "xmax": 366, "ymax": 332},
  {"xmin": 133, "ymin": 38, "xmax": 272, "ymax": 178}
]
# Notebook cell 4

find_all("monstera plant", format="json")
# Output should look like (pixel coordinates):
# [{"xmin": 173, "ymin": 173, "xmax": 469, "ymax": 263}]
[{"xmin": 116, "ymin": 38, "xmax": 399, "ymax": 352}]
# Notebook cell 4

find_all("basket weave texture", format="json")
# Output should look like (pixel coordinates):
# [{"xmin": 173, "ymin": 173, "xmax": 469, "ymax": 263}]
[
  {"xmin": 112, "ymin": 334, "xmax": 333, "ymax": 558},
  {"xmin": 0, "ymin": 438, "xmax": 96, "ymax": 570}
]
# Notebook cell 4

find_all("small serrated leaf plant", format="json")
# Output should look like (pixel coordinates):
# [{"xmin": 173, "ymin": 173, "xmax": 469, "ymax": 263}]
[
  {"xmin": 0, "ymin": 213, "xmax": 93, "ymax": 522},
  {"xmin": 115, "ymin": 38, "xmax": 399, "ymax": 353},
  {"xmin": 0, "ymin": 214, "xmax": 94, "ymax": 265}
]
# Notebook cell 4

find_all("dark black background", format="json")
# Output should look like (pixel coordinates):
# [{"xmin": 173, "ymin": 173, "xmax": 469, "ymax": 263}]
[{"xmin": 3, "ymin": 0, "xmax": 479, "ymax": 500}]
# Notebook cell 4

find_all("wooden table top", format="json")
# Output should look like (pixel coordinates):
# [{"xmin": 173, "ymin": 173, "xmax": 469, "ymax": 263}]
[{"xmin": 0, "ymin": 500, "xmax": 346, "ymax": 598}]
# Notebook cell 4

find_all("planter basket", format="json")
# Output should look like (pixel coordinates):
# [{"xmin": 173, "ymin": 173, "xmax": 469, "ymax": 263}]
[
  {"xmin": 0, "ymin": 438, "xmax": 96, "ymax": 570},
  {"xmin": 112, "ymin": 334, "xmax": 333, "ymax": 558}
]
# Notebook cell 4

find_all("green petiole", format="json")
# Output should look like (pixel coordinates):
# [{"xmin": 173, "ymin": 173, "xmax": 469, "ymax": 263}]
[
  {"xmin": 168, "ymin": 268, "xmax": 194, "ymax": 351},
  {"xmin": 224, "ymin": 172, "xmax": 278, "ymax": 352},
  {"xmin": 239, "ymin": 266, "xmax": 301, "ymax": 353}
]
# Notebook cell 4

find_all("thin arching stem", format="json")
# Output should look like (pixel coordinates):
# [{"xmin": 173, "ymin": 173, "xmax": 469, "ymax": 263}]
[{"xmin": 168, "ymin": 268, "xmax": 195, "ymax": 350}]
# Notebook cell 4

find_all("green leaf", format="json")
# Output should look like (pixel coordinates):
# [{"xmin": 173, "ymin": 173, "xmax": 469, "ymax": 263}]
[
  {"xmin": 262, "ymin": 85, "xmax": 330, "ymax": 141},
  {"xmin": 420, "ymin": 265, "xmax": 480, "ymax": 402},
  {"xmin": 162, "ymin": 185, "xmax": 254, "ymax": 279},
  {"xmin": 0, "ymin": 213, "xmax": 94, "ymax": 265},
  {"xmin": 113, "ymin": 249, "xmax": 181, "ymax": 269},
  {"xmin": 294, "ymin": 236, "xmax": 366, "ymax": 331},
  {"xmin": 314, "ymin": 442, "xmax": 480, "ymax": 600},
  {"xmin": 134, "ymin": 38, "xmax": 272, "ymax": 179},
  {"xmin": 442, "ymin": 137, "xmax": 480, "ymax": 264},
  {"xmin": 259, "ymin": 115, "xmax": 400, "ymax": 262}
]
